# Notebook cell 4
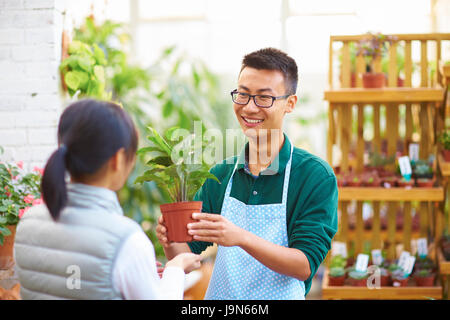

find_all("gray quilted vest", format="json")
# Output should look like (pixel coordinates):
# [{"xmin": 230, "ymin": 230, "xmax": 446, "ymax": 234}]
[{"xmin": 14, "ymin": 183, "xmax": 141, "ymax": 300}]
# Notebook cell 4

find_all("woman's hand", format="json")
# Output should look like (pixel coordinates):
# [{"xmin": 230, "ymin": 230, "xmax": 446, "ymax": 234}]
[
  {"xmin": 166, "ymin": 252, "xmax": 202, "ymax": 274},
  {"xmin": 187, "ymin": 212, "xmax": 248, "ymax": 247}
]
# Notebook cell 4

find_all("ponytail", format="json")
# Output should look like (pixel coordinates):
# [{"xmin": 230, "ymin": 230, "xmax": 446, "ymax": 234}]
[{"xmin": 41, "ymin": 145, "xmax": 68, "ymax": 221}]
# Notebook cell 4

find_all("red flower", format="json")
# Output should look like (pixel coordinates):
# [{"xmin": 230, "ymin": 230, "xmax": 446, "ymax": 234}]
[
  {"xmin": 19, "ymin": 208, "xmax": 26, "ymax": 219},
  {"xmin": 17, "ymin": 161, "xmax": 23, "ymax": 169},
  {"xmin": 33, "ymin": 167, "xmax": 44, "ymax": 176},
  {"xmin": 24, "ymin": 194, "xmax": 35, "ymax": 204},
  {"xmin": 32, "ymin": 198, "xmax": 43, "ymax": 206}
]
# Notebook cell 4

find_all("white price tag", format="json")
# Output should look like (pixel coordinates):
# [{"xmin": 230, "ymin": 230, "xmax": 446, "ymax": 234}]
[
  {"xmin": 403, "ymin": 256, "xmax": 416, "ymax": 276},
  {"xmin": 409, "ymin": 143, "xmax": 419, "ymax": 162},
  {"xmin": 398, "ymin": 251, "xmax": 410, "ymax": 270},
  {"xmin": 355, "ymin": 253, "xmax": 369, "ymax": 272},
  {"xmin": 332, "ymin": 241, "xmax": 347, "ymax": 258},
  {"xmin": 417, "ymin": 238, "xmax": 428, "ymax": 258},
  {"xmin": 371, "ymin": 249, "xmax": 383, "ymax": 266},
  {"xmin": 398, "ymin": 156, "xmax": 412, "ymax": 178}
]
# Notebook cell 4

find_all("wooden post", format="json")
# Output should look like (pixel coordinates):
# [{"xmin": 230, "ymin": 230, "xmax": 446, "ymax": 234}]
[
  {"xmin": 387, "ymin": 201, "xmax": 397, "ymax": 260},
  {"xmin": 372, "ymin": 201, "xmax": 382, "ymax": 249},
  {"xmin": 403, "ymin": 202, "xmax": 412, "ymax": 252},
  {"xmin": 355, "ymin": 201, "xmax": 364, "ymax": 255}
]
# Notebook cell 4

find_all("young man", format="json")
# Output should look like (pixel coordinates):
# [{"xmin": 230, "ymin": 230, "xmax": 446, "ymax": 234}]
[{"xmin": 156, "ymin": 48, "xmax": 338, "ymax": 299}]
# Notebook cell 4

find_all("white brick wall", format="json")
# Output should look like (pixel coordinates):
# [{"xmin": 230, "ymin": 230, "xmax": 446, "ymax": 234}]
[{"xmin": 0, "ymin": 0, "xmax": 64, "ymax": 171}]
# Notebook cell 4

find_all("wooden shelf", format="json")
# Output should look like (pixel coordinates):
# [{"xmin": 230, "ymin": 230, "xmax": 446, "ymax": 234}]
[
  {"xmin": 338, "ymin": 187, "xmax": 444, "ymax": 201},
  {"xmin": 438, "ymin": 249, "xmax": 450, "ymax": 275},
  {"xmin": 321, "ymin": 269, "xmax": 442, "ymax": 300},
  {"xmin": 344, "ymin": 229, "xmax": 420, "ymax": 243},
  {"xmin": 324, "ymin": 87, "xmax": 444, "ymax": 103},
  {"xmin": 438, "ymin": 153, "xmax": 450, "ymax": 177}
]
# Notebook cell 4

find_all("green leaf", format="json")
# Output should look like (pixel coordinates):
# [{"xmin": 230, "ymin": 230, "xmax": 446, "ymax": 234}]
[
  {"xmin": 146, "ymin": 127, "xmax": 172, "ymax": 155},
  {"xmin": 137, "ymin": 146, "xmax": 165, "ymax": 155},
  {"xmin": 77, "ymin": 56, "xmax": 93, "ymax": 73},
  {"xmin": 146, "ymin": 156, "xmax": 172, "ymax": 167},
  {"xmin": 93, "ymin": 65, "xmax": 105, "ymax": 83},
  {"xmin": 0, "ymin": 226, "xmax": 11, "ymax": 237},
  {"xmin": 162, "ymin": 100, "xmax": 174, "ymax": 118},
  {"xmin": 64, "ymin": 71, "xmax": 81, "ymax": 91}
]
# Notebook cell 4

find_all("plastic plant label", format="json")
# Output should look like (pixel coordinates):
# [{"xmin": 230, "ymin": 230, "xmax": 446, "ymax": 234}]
[
  {"xmin": 332, "ymin": 241, "xmax": 347, "ymax": 258},
  {"xmin": 355, "ymin": 253, "xmax": 369, "ymax": 273},
  {"xmin": 409, "ymin": 143, "xmax": 419, "ymax": 162},
  {"xmin": 417, "ymin": 238, "xmax": 428, "ymax": 258},
  {"xmin": 398, "ymin": 251, "xmax": 411, "ymax": 271},
  {"xmin": 371, "ymin": 249, "xmax": 383, "ymax": 266},
  {"xmin": 403, "ymin": 256, "xmax": 416, "ymax": 276},
  {"xmin": 398, "ymin": 156, "xmax": 412, "ymax": 181}
]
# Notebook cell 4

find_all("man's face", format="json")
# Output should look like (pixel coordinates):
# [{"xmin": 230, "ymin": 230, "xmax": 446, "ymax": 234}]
[{"xmin": 233, "ymin": 67, "xmax": 296, "ymax": 139}]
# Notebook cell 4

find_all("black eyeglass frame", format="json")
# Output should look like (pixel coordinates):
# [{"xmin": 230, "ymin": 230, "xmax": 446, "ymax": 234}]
[{"xmin": 230, "ymin": 90, "xmax": 291, "ymax": 108}]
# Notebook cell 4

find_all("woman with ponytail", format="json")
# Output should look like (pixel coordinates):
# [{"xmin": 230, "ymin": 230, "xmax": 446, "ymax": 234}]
[{"xmin": 14, "ymin": 99, "xmax": 201, "ymax": 300}]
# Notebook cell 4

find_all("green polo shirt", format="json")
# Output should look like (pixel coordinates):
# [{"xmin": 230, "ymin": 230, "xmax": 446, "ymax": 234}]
[{"xmin": 188, "ymin": 134, "xmax": 338, "ymax": 296}]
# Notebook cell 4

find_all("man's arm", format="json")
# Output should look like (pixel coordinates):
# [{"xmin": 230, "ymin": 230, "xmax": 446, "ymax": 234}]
[{"xmin": 187, "ymin": 212, "xmax": 311, "ymax": 281}]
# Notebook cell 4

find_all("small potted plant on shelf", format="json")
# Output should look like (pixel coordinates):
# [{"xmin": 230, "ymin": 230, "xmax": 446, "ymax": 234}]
[
  {"xmin": 413, "ymin": 268, "xmax": 436, "ymax": 287},
  {"xmin": 413, "ymin": 160, "xmax": 434, "ymax": 187},
  {"xmin": 328, "ymin": 267, "xmax": 346, "ymax": 286},
  {"xmin": 367, "ymin": 152, "xmax": 395, "ymax": 177},
  {"xmin": 438, "ymin": 130, "xmax": 450, "ymax": 162},
  {"xmin": 389, "ymin": 266, "xmax": 410, "ymax": 287},
  {"xmin": 135, "ymin": 127, "xmax": 220, "ymax": 242},
  {"xmin": 0, "ymin": 158, "xmax": 43, "ymax": 269},
  {"xmin": 397, "ymin": 177, "xmax": 414, "ymax": 188},
  {"xmin": 347, "ymin": 175, "xmax": 363, "ymax": 187},
  {"xmin": 348, "ymin": 270, "xmax": 369, "ymax": 287},
  {"xmin": 356, "ymin": 32, "xmax": 396, "ymax": 88},
  {"xmin": 363, "ymin": 173, "xmax": 381, "ymax": 187}
]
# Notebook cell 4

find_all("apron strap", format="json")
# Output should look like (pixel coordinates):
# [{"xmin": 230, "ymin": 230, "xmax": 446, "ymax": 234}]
[{"xmin": 224, "ymin": 143, "xmax": 294, "ymax": 203}]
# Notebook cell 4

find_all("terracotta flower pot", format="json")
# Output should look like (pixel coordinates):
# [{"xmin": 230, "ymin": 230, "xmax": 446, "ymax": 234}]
[
  {"xmin": 328, "ymin": 275, "xmax": 346, "ymax": 286},
  {"xmin": 416, "ymin": 178, "xmax": 434, "ymax": 188},
  {"xmin": 349, "ymin": 277, "xmax": 367, "ymax": 287},
  {"xmin": 0, "ymin": 225, "xmax": 16, "ymax": 270},
  {"xmin": 347, "ymin": 179, "xmax": 362, "ymax": 187},
  {"xmin": 414, "ymin": 274, "xmax": 435, "ymax": 287},
  {"xmin": 397, "ymin": 179, "xmax": 414, "ymax": 188},
  {"xmin": 382, "ymin": 176, "xmax": 398, "ymax": 188},
  {"xmin": 442, "ymin": 150, "xmax": 450, "ymax": 162},
  {"xmin": 380, "ymin": 275, "xmax": 390, "ymax": 286},
  {"xmin": 160, "ymin": 201, "xmax": 202, "ymax": 243},
  {"xmin": 391, "ymin": 277, "xmax": 409, "ymax": 287},
  {"xmin": 362, "ymin": 72, "xmax": 385, "ymax": 88}
]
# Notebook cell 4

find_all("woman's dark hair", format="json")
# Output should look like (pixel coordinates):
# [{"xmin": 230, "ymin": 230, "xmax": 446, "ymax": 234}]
[
  {"xmin": 240, "ymin": 47, "xmax": 299, "ymax": 95},
  {"xmin": 41, "ymin": 99, "xmax": 138, "ymax": 221}
]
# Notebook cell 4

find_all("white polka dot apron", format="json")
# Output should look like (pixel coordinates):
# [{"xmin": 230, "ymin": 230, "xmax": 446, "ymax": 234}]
[{"xmin": 205, "ymin": 145, "xmax": 305, "ymax": 300}]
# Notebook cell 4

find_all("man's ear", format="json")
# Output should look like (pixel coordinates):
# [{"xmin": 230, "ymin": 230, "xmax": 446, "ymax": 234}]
[{"xmin": 285, "ymin": 95, "xmax": 297, "ymax": 114}]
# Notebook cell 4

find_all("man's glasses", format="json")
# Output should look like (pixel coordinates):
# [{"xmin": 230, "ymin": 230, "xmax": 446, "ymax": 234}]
[{"xmin": 230, "ymin": 90, "xmax": 291, "ymax": 108}]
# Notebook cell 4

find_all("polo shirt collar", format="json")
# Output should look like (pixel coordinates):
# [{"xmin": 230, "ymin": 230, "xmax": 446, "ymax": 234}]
[{"xmin": 237, "ymin": 133, "xmax": 291, "ymax": 176}]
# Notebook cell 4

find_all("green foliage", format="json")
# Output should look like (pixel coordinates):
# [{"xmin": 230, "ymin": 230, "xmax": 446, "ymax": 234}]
[
  {"xmin": 439, "ymin": 130, "xmax": 450, "ymax": 150},
  {"xmin": 356, "ymin": 32, "xmax": 397, "ymax": 72},
  {"xmin": 60, "ymin": 40, "xmax": 109, "ymax": 100},
  {"xmin": 329, "ymin": 267, "xmax": 345, "ymax": 277},
  {"xmin": 0, "ymin": 160, "xmax": 42, "ymax": 245},
  {"xmin": 368, "ymin": 151, "xmax": 395, "ymax": 168},
  {"xmin": 329, "ymin": 254, "xmax": 347, "ymax": 269},
  {"xmin": 135, "ymin": 126, "xmax": 220, "ymax": 203},
  {"xmin": 415, "ymin": 268, "xmax": 433, "ymax": 277},
  {"xmin": 348, "ymin": 270, "xmax": 368, "ymax": 279}
]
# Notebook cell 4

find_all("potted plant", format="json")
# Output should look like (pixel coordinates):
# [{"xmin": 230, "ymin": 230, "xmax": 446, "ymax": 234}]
[
  {"xmin": 348, "ymin": 270, "xmax": 368, "ymax": 287},
  {"xmin": 414, "ymin": 256, "xmax": 436, "ymax": 273},
  {"xmin": 328, "ymin": 267, "xmax": 346, "ymax": 286},
  {"xmin": 438, "ymin": 131, "xmax": 450, "ymax": 162},
  {"xmin": 363, "ymin": 174, "xmax": 381, "ymax": 187},
  {"xmin": 135, "ymin": 127, "xmax": 220, "ymax": 242},
  {"xmin": 382, "ymin": 175, "xmax": 398, "ymax": 188},
  {"xmin": 367, "ymin": 152, "xmax": 395, "ymax": 177},
  {"xmin": 390, "ymin": 268, "xmax": 409, "ymax": 287},
  {"xmin": 414, "ymin": 269, "xmax": 436, "ymax": 287},
  {"xmin": 356, "ymin": 32, "xmax": 396, "ymax": 88},
  {"xmin": 0, "ymin": 160, "xmax": 43, "ymax": 269},
  {"xmin": 378, "ymin": 266, "xmax": 390, "ymax": 286},
  {"xmin": 397, "ymin": 177, "xmax": 414, "ymax": 188},
  {"xmin": 347, "ymin": 175, "xmax": 363, "ymax": 187}
]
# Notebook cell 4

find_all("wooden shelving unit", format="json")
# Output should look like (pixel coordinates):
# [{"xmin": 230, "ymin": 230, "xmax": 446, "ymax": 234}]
[
  {"xmin": 325, "ymin": 87, "xmax": 444, "ymax": 103},
  {"xmin": 322, "ymin": 269, "xmax": 442, "ymax": 300},
  {"xmin": 323, "ymin": 33, "xmax": 450, "ymax": 300},
  {"xmin": 338, "ymin": 187, "xmax": 444, "ymax": 202}
]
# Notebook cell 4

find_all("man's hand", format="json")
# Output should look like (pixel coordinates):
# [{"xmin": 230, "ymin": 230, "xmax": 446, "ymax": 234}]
[
  {"xmin": 187, "ymin": 212, "xmax": 247, "ymax": 247},
  {"xmin": 156, "ymin": 215, "xmax": 171, "ymax": 248}
]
